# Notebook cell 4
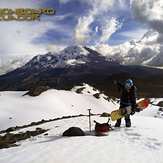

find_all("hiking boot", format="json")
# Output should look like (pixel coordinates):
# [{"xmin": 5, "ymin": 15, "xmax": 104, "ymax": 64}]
[
  {"xmin": 115, "ymin": 119, "xmax": 121, "ymax": 127},
  {"xmin": 126, "ymin": 122, "xmax": 131, "ymax": 127},
  {"xmin": 115, "ymin": 123, "xmax": 120, "ymax": 127},
  {"xmin": 125, "ymin": 115, "xmax": 131, "ymax": 127},
  {"xmin": 125, "ymin": 119, "xmax": 131, "ymax": 127}
]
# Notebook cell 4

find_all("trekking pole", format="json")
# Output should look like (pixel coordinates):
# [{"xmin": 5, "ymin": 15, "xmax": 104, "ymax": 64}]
[{"xmin": 88, "ymin": 109, "xmax": 91, "ymax": 132}]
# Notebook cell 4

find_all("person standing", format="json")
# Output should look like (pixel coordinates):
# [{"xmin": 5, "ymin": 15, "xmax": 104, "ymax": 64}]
[{"xmin": 114, "ymin": 79, "xmax": 137, "ymax": 128}]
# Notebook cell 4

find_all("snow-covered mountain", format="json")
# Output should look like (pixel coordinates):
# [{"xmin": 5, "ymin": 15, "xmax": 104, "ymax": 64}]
[
  {"xmin": 0, "ymin": 46, "xmax": 105, "ymax": 75},
  {"xmin": 21, "ymin": 46, "xmax": 117, "ymax": 70},
  {"xmin": 96, "ymin": 31, "xmax": 163, "ymax": 66},
  {"xmin": 23, "ymin": 46, "xmax": 88, "ymax": 69},
  {"xmin": 1, "ymin": 45, "xmax": 163, "ymax": 97},
  {"xmin": 0, "ymin": 40, "xmax": 162, "ymax": 76}
]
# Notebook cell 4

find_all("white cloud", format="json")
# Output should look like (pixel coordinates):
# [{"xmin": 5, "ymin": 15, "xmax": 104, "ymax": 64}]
[
  {"xmin": 95, "ymin": 44, "xmax": 116, "ymax": 56},
  {"xmin": 132, "ymin": 0, "xmax": 163, "ymax": 34},
  {"xmin": 0, "ymin": 0, "xmax": 64, "ymax": 58},
  {"xmin": 91, "ymin": 0, "xmax": 114, "ymax": 13},
  {"xmin": 95, "ymin": 42, "xmax": 133, "ymax": 57},
  {"xmin": 0, "ymin": 21, "xmax": 55, "ymax": 56},
  {"xmin": 74, "ymin": 0, "xmax": 118, "ymax": 45},
  {"xmin": 74, "ymin": 14, "xmax": 94, "ymax": 44},
  {"xmin": 98, "ymin": 17, "xmax": 122, "ymax": 44},
  {"xmin": 46, "ymin": 44, "xmax": 66, "ymax": 53}
]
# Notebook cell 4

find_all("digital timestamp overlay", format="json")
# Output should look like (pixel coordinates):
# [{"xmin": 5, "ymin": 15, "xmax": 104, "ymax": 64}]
[{"xmin": 0, "ymin": 8, "xmax": 56, "ymax": 21}]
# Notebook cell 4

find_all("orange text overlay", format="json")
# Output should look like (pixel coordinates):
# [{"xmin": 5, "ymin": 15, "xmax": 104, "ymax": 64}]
[{"xmin": 0, "ymin": 8, "xmax": 56, "ymax": 21}]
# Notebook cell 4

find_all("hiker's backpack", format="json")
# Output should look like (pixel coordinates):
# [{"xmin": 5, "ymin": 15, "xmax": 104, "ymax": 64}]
[{"xmin": 94, "ymin": 120, "xmax": 112, "ymax": 136}]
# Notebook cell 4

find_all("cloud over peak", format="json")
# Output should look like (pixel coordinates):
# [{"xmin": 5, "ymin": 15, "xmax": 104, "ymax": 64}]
[{"xmin": 74, "ymin": 0, "xmax": 124, "ymax": 45}]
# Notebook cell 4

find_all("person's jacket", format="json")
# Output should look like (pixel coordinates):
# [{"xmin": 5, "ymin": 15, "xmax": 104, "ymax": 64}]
[{"xmin": 117, "ymin": 82, "xmax": 137, "ymax": 109}]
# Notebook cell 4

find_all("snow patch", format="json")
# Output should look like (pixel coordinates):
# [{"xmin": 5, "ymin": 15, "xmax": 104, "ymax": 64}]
[{"xmin": 0, "ymin": 89, "xmax": 116, "ymax": 130}]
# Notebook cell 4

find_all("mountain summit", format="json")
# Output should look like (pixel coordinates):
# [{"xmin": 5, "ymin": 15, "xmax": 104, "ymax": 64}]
[{"xmin": 22, "ymin": 46, "xmax": 118, "ymax": 71}]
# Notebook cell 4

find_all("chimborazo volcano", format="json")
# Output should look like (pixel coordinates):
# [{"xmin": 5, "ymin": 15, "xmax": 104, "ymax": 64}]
[{"xmin": 0, "ymin": 46, "xmax": 163, "ymax": 97}]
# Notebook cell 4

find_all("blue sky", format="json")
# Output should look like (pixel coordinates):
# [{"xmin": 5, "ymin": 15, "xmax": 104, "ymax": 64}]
[
  {"xmin": 0, "ymin": 0, "xmax": 150, "ymax": 57},
  {"xmin": 35, "ymin": 0, "xmax": 148, "ymax": 46}
]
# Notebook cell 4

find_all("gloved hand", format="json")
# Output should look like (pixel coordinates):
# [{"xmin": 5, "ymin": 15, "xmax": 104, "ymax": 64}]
[
  {"xmin": 130, "ymin": 105, "xmax": 136, "ymax": 115},
  {"xmin": 135, "ymin": 107, "xmax": 141, "ymax": 112},
  {"xmin": 130, "ymin": 110, "xmax": 135, "ymax": 115}
]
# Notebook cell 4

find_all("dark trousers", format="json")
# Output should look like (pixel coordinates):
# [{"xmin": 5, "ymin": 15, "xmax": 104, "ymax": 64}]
[
  {"xmin": 115, "ymin": 114, "xmax": 131, "ymax": 127},
  {"xmin": 115, "ymin": 104, "xmax": 132, "ymax": 127}
]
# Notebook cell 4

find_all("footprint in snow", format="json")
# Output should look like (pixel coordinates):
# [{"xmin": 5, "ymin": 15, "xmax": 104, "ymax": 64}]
[
  {"xmin": 146, "ymin": 137, "xmax": 162, "ymax": 149},
  {"xmin": 124, "ymin": 132, "xmax": 141, "ymax": 141},
  {"xmin": 144, "ymin": 141, "xmax": 161, "ymax": 150}
]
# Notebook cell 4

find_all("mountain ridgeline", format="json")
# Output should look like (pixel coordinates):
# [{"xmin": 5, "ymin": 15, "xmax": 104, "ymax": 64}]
[{"xmin": 0, "ymin": 46, "xmax": 163, "ymax": 97}]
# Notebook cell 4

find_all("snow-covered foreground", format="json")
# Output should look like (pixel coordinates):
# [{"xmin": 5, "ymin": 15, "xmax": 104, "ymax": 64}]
[
  {"xmin": 0, "ymin": 116, "xmax": 163, "ymax": 163},
  {"xmin": 0, "ymin": 88, "xmax": 163, "ymax": 163},
  {"xmin": 0, "ymin": 89, "xmax": 117, "ymax": 130}
]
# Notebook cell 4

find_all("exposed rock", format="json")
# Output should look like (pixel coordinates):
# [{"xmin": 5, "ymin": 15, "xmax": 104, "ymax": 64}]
[
  {"xmin": 63, "ymin": 127, "xmax": 85, "ymax": 136},
  {"xmin": 24, "ymin": 86, "xmax": 50, "ymax": 96},
  {"xmin": 157, "ymin": 101, "xmax": 163, "ymax": 107},
  {"xmin": 0, "ymin": 128, "xmax": 48, "ymax": 149},
  {"xmin": 93, "ymin": 93, "xmax": 100, "ymax": 99},
  {"xmin": 100, "ymin": 112, "xmax": 111, "ymax": 117},
  {"xmin": 6, "ymin": 127, "xmax": 16, "ymax": 132},
  {"xmin": 76, "ymin": 87, "xmax": 85, "ymax": 94}
]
